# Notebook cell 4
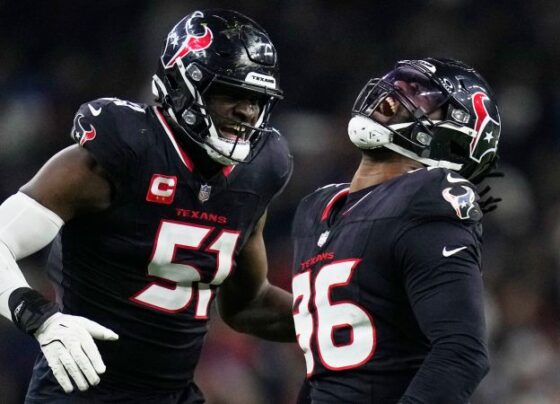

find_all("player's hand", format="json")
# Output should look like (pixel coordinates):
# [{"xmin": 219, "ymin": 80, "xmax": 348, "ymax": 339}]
[{"xmin": 34, "ymin": 312, "xmax": 119, "ymax": 393}]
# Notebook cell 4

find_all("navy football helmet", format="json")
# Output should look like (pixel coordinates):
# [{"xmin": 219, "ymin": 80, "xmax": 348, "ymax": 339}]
[
  {"xmin": 348, "ymin": 58, "xmax": 501, "ymax": 182},
  {"xmin": 152, "ymin": 9, "xmax": 283, "ymax": 165}
]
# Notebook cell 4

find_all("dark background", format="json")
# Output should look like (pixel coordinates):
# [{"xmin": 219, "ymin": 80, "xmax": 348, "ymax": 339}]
[{"xmin": 1, "ymin": 1, "xmax": 560, "ymax": 402}]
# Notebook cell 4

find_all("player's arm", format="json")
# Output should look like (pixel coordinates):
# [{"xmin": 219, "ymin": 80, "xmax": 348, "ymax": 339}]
[
  {"xmin": 217, "ymin": 211, "xmax": 296, "ymax": 342},
  {"xmin": 396, "ymin": 219, "xmax": 489, "ymax": 403},
  {"xmin": 21, "ymin": 145, "xmax": 112, "ymax": 220},
  {"xmin": 0, "ymin": 145, "xmax": 118, "ymax": 393}
]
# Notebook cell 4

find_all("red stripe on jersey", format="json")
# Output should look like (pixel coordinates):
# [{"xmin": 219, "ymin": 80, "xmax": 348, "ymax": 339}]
[
  {"xmin": 153, "ymin": 107, "xmax": 195, "ymax": 172},
  {"xmin": 222, "ymin": 165, "xmax": 235, "ymax": 177},
  {"xmin": 321, "ymin": 188, "xmax": 350, "ymax": 222}
]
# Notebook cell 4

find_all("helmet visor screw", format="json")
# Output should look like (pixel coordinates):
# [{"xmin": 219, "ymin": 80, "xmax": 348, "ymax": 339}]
[
  {"xmin": 186, "ymin": 63, "xmax": 203, "ymax": 82},
  {"xmin": 416, "ymin": 132, "xmax": 432, "ymax": 146}
]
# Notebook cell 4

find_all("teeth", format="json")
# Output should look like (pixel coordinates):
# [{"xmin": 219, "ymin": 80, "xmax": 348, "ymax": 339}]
[
  {"xmin": 223, "ymin": 125, "xmax": 243, "ymax": 134},
  {"xmin": 386, "ymin": 97, "xmax": 397, "ymax": 113}
]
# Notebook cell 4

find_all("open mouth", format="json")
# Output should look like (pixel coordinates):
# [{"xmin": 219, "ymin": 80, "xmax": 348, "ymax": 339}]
[
  {"xmin": 218, "ymin": 125, "xmax": 249, "ymax": 143},
  {"xmin": 376, "ymin": 96, "xmax": 399, "ymax": 117},
  {"xmin": 370, "ymin": 95, "xmax": 406, "ymax": 125}
]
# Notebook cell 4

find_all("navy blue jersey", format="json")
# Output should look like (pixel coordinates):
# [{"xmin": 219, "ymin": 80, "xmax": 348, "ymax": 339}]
[
  {"xmin": 47, "ymin": 98, "xmax": 292, "ymax": 390},
  {"xmin": 291, "ymin": 168, "xmax": 488, "ymax": 403}
]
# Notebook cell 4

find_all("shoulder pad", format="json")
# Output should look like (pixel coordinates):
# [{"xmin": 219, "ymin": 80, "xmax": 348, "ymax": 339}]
[
  {"xmin": 70, "ymin": 98, "xmax": 149, "ymax": 183},
  {"xmin": 251, "ymin": 126, "xmax": 293, "ymax": 193},
  {"xmin": 408, "ymin": 168, "xmax": 482, "ymax": 222},
  {"xmin": 87, "ymin": 97, "xmax": 147, "ymax": 116},
  {"xmin": 292, "ymin": 183, "xmax": 350, "ymax": 239},
  {"xmin": 70, "ymin": 98, "xmax": 147, "ymax": 146},
  {"xmin": 298, "ymin": 183, "xmax": 349, "ymax": 206},
  {"xmin": 314, "ymin": 183, "xmax": 348, "ymax": 192},
  {"xmin": 299, "ymin": 183, "xmax": 350, "ymax": 218}
]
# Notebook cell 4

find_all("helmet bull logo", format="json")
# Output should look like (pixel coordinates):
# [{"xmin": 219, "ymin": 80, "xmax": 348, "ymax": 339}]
[
  {"xmin": 442, "ymin": 186, "xmax": 476, "ymax": 220},
  {"xmin": 165, "ymin": 11, "xmax": 213, "ymax": 69},
  {"xmin": 72, "ymin": 114, "xmax": 97, "ymax": 146},
  {"xmin": 469, "ymin": 92, "xmax": 500, "ymax": 163}
]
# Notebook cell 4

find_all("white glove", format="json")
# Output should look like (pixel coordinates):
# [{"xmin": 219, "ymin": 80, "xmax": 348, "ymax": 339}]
[{"xmin": 34, "ymin": 312, "xmax": 119, "ymax": 393}]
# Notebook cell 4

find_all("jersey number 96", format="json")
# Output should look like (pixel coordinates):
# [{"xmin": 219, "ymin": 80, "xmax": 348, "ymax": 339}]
[{"xmin": 292, "ymin": 259, "xmax": 376, "ymax": 375}]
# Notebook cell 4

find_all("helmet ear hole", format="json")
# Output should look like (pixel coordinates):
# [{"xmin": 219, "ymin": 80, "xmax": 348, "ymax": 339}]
[{"xmin": 449, "ymin": 141, "xmax": 467, "ymax": 162}]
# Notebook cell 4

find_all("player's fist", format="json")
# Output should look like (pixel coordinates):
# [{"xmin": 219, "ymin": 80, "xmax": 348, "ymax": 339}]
[{"xmin": 34, "ymin": 312, "xmax": 119, "ymax": 393}]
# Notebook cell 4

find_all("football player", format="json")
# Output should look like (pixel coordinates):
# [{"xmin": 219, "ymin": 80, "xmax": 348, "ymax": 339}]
[
  {"xmin": 0, "ymin": 9, "xmax": 294, "ymax": 403},
  {"xmin": 291, "ymin": 58, "xmax": 500, "ymax": 403}
]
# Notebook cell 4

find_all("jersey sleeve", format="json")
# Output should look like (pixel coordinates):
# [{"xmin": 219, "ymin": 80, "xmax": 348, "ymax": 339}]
[
  {"xmin": 70, "ymin": 98, "xmax": 144, "ymax": 185},
  {"xmin": 393, "ymin": 218, "xmax": 489, "ymax": 402}
]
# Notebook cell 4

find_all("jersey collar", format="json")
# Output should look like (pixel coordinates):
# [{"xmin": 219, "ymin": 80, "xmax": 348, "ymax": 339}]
[{"xmin": 321, "ymin": 187, "xmax": 350, "ymax": 222}]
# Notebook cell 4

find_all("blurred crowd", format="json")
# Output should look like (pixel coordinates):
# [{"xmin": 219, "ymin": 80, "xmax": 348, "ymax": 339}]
[{"xmin": 1, "ymin": 0, "xmax": 560, "ymax": 403}]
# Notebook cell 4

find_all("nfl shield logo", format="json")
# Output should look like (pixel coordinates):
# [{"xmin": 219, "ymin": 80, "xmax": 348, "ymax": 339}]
[
  {"xmin": 198, "ymin": 184, "xmax": 211, "ymax": 203},
  {"xmin": 317, "ymin": 230, "xmax": 330, "ymax": 247}
]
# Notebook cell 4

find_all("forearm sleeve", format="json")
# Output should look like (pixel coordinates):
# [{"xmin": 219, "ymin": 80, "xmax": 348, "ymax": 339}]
[{"xmin": 0, "ymin": 192, "xmax": 64, "ymax": 320}]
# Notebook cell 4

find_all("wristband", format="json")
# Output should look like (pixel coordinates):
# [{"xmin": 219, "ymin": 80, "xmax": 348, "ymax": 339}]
[{"xmin": 8, "ymin": 287, "xmax": 59, "ymax": 334}]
